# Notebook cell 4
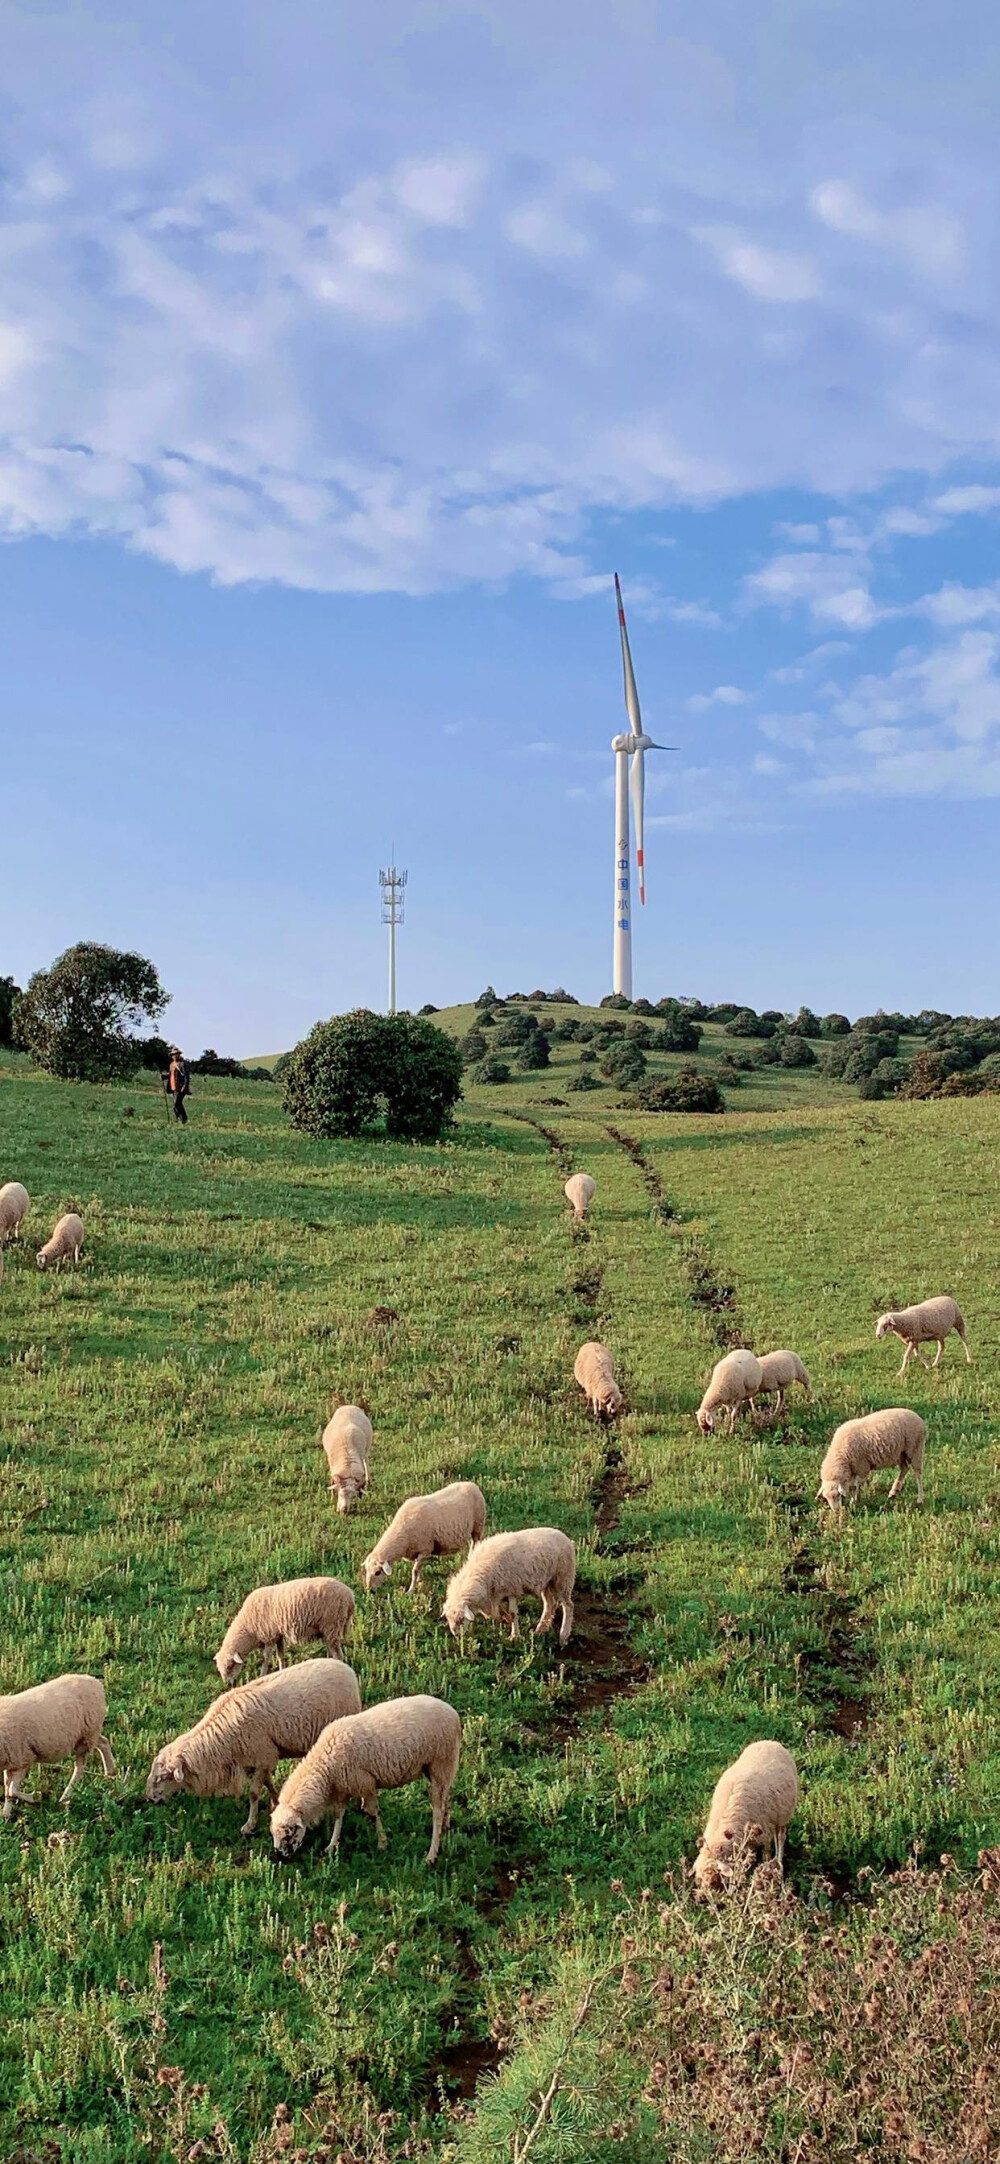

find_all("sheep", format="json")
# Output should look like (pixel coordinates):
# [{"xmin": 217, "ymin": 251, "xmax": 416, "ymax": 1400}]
[
  {"xmin": 696, "ymin": 1349, "xmax": 763, "ymax": 1435},
  {"xmin": 442, "ymin": 1527, "xmax": 576, "ymax": 1647},
  {"xmin": 693, "ymin": 1739, "xmax": 799, "ymax": 1893},
  {"xmin": 755, "ymin": 1349, "xmax": 811, "ymax": 1418},
  {"xmin": 361, "ymin": 1482, "xmax": 487, "ymax": 1594},
  {"xmin": 36, "ymin": 1211, "xmax": 85, "ymax": 1270},
  {"xmin": 564, "ymin": 1172, "xmax": 596, "ymax": 1222},
  {"xmin": 270, "ymin": 1695, "xmax": 461, "ymax": 1865},
  {"xmin": 0, "ymin": 1674, "xmax": 115, "ymax": 1818},
  {"xmin": 214, "ymin": 1577, "xmax": 356, "ymax": 1684},
  {"xmin": 875, "ymin": 1296, "xmax": 971, "ymax": 1376},
  {"xmin": 573, "ymin": 1340, "xmax": 623, "ymax": 1421},
  {"xmin": 0, "ymin": 1183, "xmax": 29, "ymax": 1242},
  {"xmin": 818, "ymin": 1408, "xmax": 926, "ymax": 1510},
  {"xmin": 145, "ymin": 1658, "xmax": 362, "ymax": 1834},
  {"xmin": 321, "ymin": 1404, "xmax": 372, "ymax": 1514}
]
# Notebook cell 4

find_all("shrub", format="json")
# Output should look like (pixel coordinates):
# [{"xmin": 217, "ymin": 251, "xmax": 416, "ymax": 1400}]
[
  {"xmin": 14, "ymin": 941, "xmax": 169, "ymax": 1083},
  {"xmin": 858, "ymin": 1057, "xmax": 911, "ymax": 1101},
  {"xmin": 552, "ymin": 1017, "xmax": 580, "ymax": 1042},
  {"xmin": 474, "ymin": 985, "xmax": 498, "ymax": 1008},
  {"xmin": 601, "ymin": 1042, "xmax": 647, "ymax": 1084},
  {"xmin": 0, "ymin": 974, "xmax": 22, "ymax": 1049},
  {"xmin": 778, "ymin": 1032, "xmax": 817, "ymax": 1068},
  {"xmin": 594, "ymin": 1020, "xmax": 627, "ymax": 1046},
  {"xmin": 706, "ymin": 1002, "xmax": 741, "ymax": 1022},
  {"xmin": 786, "ymin": 1006, "xmax": 821, "ymax": 1037},
  {"xmin": 567, "ymin": 1071, "xmax": 602, "ymax": 1091},
  {"xmin": 752, "ymin": 1039, "xmax": 782, "ymax": 1067},
  {"xmin": 479, "ymin": 1009, "xmax": 495, "ymax": 1028},
  {"xmin": 516, "ymin": 1031, "xmax": 550, "ymax": 1070},
  {"xmin": 632, "ymin": 997, "xmax": 655, "ymax": 1015},
  {"xmin": 578, "ymin": 1048, "xmax": 598, "ymax": 1066},
  {"xmin": 821, "ymin": 1012, "xmax": 852, "ymax": 1037},
  {"xmin": 472, "ymin": 1054, "xmax": 511, "ymax": 1085},
  {"xmin": 625, "ymin": 1019, "xmax": 654, "ymax": 1047},
  {"xmin": 900, "ymin": 1049, "xmax": 950, "ymax": 1100},
  {"xmin": 576, "ymin": 1022, "xmax": 596, "ymax": 1043},
  {"xmin": 600, "ymin": 992, "xmax": 632, "ymax": 1010},
  {"xmin": 461, "ymin": 1030, "xmax": 488, "ymax": 1064},
  {"xmin": 624, "ymin": 1067, "xmax": 725, "ymax": 1113},
  {"xmin": 548, "ymin": 986, "xmax": 578, "ymax": 1004},
  {"xmin": 657, "ymin": 1014, "xmax": 702, "ymax": 1053},
  {"xmin": 282, "ymin": 1010, "xmax": 463, "ymax": 1140},
  {"xmin": 190, "ymin": 1049, "xmax": 247, "ymax": 1077},
  {"xmin": 417, "ymin": 1003, "xmax": 438, "ymax": 1015},
  {"xmin": 496, "ymin": 1013, "xmax": 535, "ymax": 1048},
  {"xmin": 135, "ymin": 1034, "xmax": 172, "ymax": 1072},
  {"xmin": 725, "ymin": 1007, "xmax": 776, "ymax": 1039}
]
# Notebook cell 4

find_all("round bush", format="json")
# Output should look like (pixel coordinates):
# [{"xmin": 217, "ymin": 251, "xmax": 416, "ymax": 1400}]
[
  {"xmin": 567, "ymin": 1072, "xmax": 602, "ymax": 1092},
  {"xmin": 624, "ymin": 1068, "xmax": 725, "ymax": 1113},
  {"xmin": 578, "ymin": 1048, "xmax": 598, "ymax": 1066},
  {"xmin": 778, "ymin": 1032, "xmax": 817, "ymax": 1068},
  {"xmin": 472, "ymin": 1054, "xmax": 511, "ymax": 1085},
  {"xmin": 516, "ymin": 1031, "xmax": 551, "ymax": 1070},
  {"xmin": 657, "ymin": 1015, "xmax": 701, "ymax": 1053},
  {"xmin": 281, "ymin": 1009, "xmax": 463, "ymax": 1140},
  {"xmin": 462, "ymin": 1030, "xmax": 488, "ymax": 1064}
]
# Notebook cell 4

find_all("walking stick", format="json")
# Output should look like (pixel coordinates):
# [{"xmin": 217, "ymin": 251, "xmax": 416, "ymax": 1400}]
[{"xmin": 159, "ymin": 1072, "xmax": 172, "ymax": 1123}]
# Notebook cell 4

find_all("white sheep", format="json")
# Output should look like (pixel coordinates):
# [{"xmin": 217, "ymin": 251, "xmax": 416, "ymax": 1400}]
[
  {"xmin": 214, "ymin": 1576, "xmax": 356, "ymax": 1684},
  {"xmin": 0, "ymin": 1183, "xmax": 29, "ymax": 1242},
  {"xmin": 755, "ymin": 1349, "xmax": 811, "ymax": 1418},
  {"xmin": 573, "ymin": 1340, "xmax": 624, "ymax": 1421},
  {"xmin": 564, "ymin": 1173, "xmax": 596, "ymax": 1222},
  {"xmin": 145, "ymin": 1658, "xmax": 362, "ymax": 1834},
  {"xmin": 696, "ymin": 1349, "xmax": 763, "ymax": 1435},
  {"xmin": 321, "ymin": 1404, "xmax": 372, "ymax": 1514},
  {"xmin": 875, "ymin": 1296, "xmax": 971, "ymax": 1376},
  {"xmin": 0, "ymin": 1674, "xmax": 115, "ymax": 1818},
  {"xmin": 270, "ymin": 1695, "xmax": 461, "ymax": 1865},
  {"xmin": 442, "ymin": 1527, "xmax": 576, "ymax": 1647},
  {"xmin": 361, "ymin": 1481, "xmax": 486, "ymax": 1594},
  {"xmin": 37, "ymin": 1211, "xmax": 85, "ymax": 1270},
  {"xmin": 693, "ymin": 1739, "xmax": 799, "ymax": 1892},
  {"xmin": 818, "ymin": 1408, "xmax": 926, "ymax": 1510}
]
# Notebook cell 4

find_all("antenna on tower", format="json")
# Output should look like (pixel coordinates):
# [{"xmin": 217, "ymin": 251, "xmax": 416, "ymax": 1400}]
[{"xmin": 379, "ymin": 857, "xmax": 407, "ymax": 1015}]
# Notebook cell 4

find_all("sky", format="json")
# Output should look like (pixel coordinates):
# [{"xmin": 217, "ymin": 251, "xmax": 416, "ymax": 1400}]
[{"xmin": 2, "ymin": 1, "xmax": 1000, "ymax": 1051}]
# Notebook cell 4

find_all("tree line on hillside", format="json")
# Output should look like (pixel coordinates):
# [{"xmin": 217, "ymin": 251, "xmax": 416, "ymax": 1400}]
[{"xmin": 2, "ymin": 945, "xmax": 271, "ymax": 1083}]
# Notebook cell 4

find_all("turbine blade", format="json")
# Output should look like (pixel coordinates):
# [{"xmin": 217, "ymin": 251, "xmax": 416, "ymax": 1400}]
[
  {"xmin": 631, "ymin": 746, "xmax": 646, "ymax": 905},
  {"xmin": 614, "ymin": 573, "xmax": 642, "ymax": 736}
]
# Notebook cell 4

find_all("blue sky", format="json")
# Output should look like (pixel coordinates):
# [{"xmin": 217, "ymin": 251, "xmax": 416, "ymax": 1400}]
[{"xmin": 2, "ymin": 2, "xmax": 999, "ymax": 1050}]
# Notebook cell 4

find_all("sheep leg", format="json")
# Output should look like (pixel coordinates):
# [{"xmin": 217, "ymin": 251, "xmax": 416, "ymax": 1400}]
[
  {"xmin": 915, "ymin": 1465, "xmax": 925, "ymax": 1504},
  {"xmin": 407, "ymin": 1555, "xmax": 427, "ymax": 1594},
  {"xmin": 241, "ymin": 1772, "xmax": 268, "ymax": 1835},
  {"xmin": 325, "ymin": 1809, "xmax": 346, "ymax": 1857},
  {"xmin": 887, "ymin": 1464, "xmax": 906, "ymax": 1499},
  {"xmin": 260, "ymin": 1646, "xmax": 274, "ymax": 1675},
  {"xmin": 897, "ymin": 1339, "xmax": 915, "ymax": 1377},
  {"xmin": 774, "ymin": 1828, "xmax": 786, "ymax": 1870},
  {"xmin": 958, "ymin": 1326, "xmax": 972, "ymax": 1363},
  {"xmin": 426, "ymin": 1775, "xmax": 450, "ymax": 1865},
  {"xmin": 59, "ymin": 1753, "xmax": 88, "ymax": 1805},
  {"xmin": 274, "ymin": 1638, "xmax": 286, "ymax": 1669},
  {"xmin": 96, "ymin": 1735, "xmax": 116, "ymax": 1777},
  {"xmin": 4, "ymin": 1770, "xmax": 38, "ymax": 1815},
  {"xmin": 360, "ymin": 1785, "xmax": 386, "ymax": 1850},
  {"xmin": 932, "ymin": 1340, "xmax": 945, "ymax": 1368},
  {"xmin": 535, "ymin": 1588, "xmax": 557, "ymax": 1636},
  {"xmin": 558, "ymin": 1598, "xmax": 574, "ymax": 1648}
]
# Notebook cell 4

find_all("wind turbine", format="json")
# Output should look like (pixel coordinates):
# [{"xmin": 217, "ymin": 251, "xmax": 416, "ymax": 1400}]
[{"xmin": 611, "ymin": 574, "xmax": 671, "ymax": 999}]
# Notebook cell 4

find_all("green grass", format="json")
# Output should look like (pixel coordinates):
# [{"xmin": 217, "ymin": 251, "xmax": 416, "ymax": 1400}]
[{"xmin": 0, "ymin": 1055, "xmax": 997, "ymax": 2158}]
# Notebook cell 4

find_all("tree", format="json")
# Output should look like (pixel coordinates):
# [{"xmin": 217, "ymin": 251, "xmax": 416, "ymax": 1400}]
[
  {"xmin": 14, "ymin": 942, "xmax": 168, "ymax": 1082},
  {"xmin": 821, "ymin": 1013, "xmax": 851, "ymax": 1037},
  {"xmin": 516, "ymin": 1031, "xmax": 551, "ymax": 1070},
  {"xmin": 281, "ymin": 1010, "xmax": 463, "ymax": 1140},
  {"xmin": 474, "ymin": 985, "xmax": 498, "ymax": 1008},
  {"xmin": 462, "ymin": 1030, "xmax": 488, "ymax": 1064},
  {"xmin": 625, "ymin": 1019, "xmax": 654, "ymax": 1047},
  {"xmin": 657, "ymin": 1013, "xmax": 701, "ymax": 1053},
  {"xmin": 601, "ymin": 1042, "xmax": 647, "ymax": 1085},
  {"xmin": 0, "ymin": 975, "xmax": 22, "ymax": 1049},
  {"xmin": 787, "ymin": 1007, "xmax": 821, "ymax": 1038},
  {"xmin": 600, "ymin": 992, "xmax": 632, "ymax": 1010},
  {"xmin": 778, "ymin": 1032, "xmax": 817, "ymax": 1068},
  {"xmin": 472, "ymin": 1054, "xmax": 511, "ymax": 1085},
  {"xmin": 726, "ymin": 1007, "xmax": 769, "ymax": 1038}
]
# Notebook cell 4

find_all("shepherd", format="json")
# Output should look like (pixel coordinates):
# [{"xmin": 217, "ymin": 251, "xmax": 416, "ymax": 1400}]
[{"xmin": 167, "ymin": 1046, "xmax": 191, "ymax": 1124}]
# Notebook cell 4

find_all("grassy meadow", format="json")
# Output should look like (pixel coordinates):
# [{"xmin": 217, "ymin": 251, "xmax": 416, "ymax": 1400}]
[{"xmin": 1, "ymin": 1041, "xmax": 998, "ymax": 2159}]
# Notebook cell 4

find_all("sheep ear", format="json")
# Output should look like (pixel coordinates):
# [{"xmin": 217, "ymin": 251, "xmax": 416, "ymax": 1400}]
[
  {"xmin": 382, "ymin": 1562, "xmax": 393, "ymax": 1578},
  {"xmin": 815, "ymin": 1485, "xmax": 824, "ymax": 1500},
  {"xmin": 230, "ymin": 1654, "xmax": 243, "ymax": 1672},
  {"xmin": 173, "ymin": 1760, "xmax": 186, "ymax": 1783},
  {"xmin": 463, "ymin": 1605, "xmax": 474, "ymax": 1622}
]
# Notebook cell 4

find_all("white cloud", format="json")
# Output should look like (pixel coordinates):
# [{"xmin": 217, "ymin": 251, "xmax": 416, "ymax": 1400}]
[
  {"xmin": 797, "ymin": 627, "xmax": 1000, "ymax": 798},
  {"xmin": 687, "ymin": 684, "xmax": 747, "ymax": 710},
  {"xmin": 811, "ymin": 180, "xmax": 963, "ymax": 279},
  {"xmin": 774, "ymin": 522, "xmax": 821, "ymax": 544},
  {"xmin": 744, "ymin": 552, "xmax": 881, "ymax": 630},
  {"xmin": 932, "ymin": 485, "xmax": 1000, "ymax": 516},
  {"xmin": 696, "ymin": 228, "xmax": 821, "ymax": 302},
  {"xmin": 918, "ymin": 583, "xmax": 1000, "ymax": 626}
]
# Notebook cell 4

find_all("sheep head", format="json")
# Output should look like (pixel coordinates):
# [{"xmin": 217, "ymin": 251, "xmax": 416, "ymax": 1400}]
[{"xmin": 271, "ymin": 1803, "xmax": 307, "ymax": 1857}]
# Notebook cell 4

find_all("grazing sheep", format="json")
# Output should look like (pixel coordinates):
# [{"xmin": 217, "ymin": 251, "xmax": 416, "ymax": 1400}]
[
  {"xmin": 214, "ymin": 1577, "xmax": 356, "ymax": 1684},
  {"xmin": 756, "ymin": 1349, "xmax": 811, "ymax": 1418},
  {"xmin": 694, "ymin": 1739, "xmax": 799, "ymax": 1892},
  {"xmin": 321, "ymin": 1404, "xmax": 372, "ymax": 1514},
  {"xmin": 564, "ymin": 1172, "xmax": 596, "ymax": 1222},
  {"xmin": 0, "ymin": 1183, "xmax": 29, "ymax": 1242},
  {"xmin": 145, "ymin": 1658, "xmax": 361, "ymax": 1834},
  {"xmin": 0, "ymin": 1674, "xmax": 114, "ymax": 1818},
  {"xmin": 573, "ymin": 1340, "xmax": 623, "ymax": 1421},
  {"xmin": 362, "ymin": 1482, "xmax": 486, "ymax": 1594},
  {"xmin": 696, "ymin": 1349, "xmax": 763, "ymax": 1435},
  {"xmin": 36, "ymin": 1212, "xmax": 85, "ymax": 1270},
  {"xmin": 442, "ymin": 1527, "xmax": 576, "ymax": 1647},
  {"xmin": 818, "ymin": 1407, "xmax": 926, "ymax": 1510},
  {"xmin": 271, "ymin": 1695, "xmax": 461, "ymax": 1865},
  {"xmin": 875, "ymin": 1296, "xmax": 971, "ymax": 1375}
]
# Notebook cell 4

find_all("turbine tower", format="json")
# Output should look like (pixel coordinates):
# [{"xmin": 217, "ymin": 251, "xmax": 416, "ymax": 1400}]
[
  {"xmin": 612, "ymin": 575, "xmax": 670, "ymax": 998},
  {"xmin": 379, "ymin": 861, "xmax": 407, "ymax": 1016}
]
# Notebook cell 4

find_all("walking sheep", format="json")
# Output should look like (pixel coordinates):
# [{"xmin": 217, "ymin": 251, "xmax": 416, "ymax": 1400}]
[
  {"xmin": 145, "ymin": 1659, "xmax": 362, "ymax": 1834},
  {"xmin": 875, "ymin": 1296, "xmax": 971, "ymax": 1375},
  {"xmin": 270, "ymin": 1695, "xmax": 461, "ymax": 1865},
  {"xmin": 0, "ymin": 1674, "xmax": 115, "ymax": 1818},
  {"xmin": 214, "ymin": 1577, "xmax": 356, "ymax": 1684},
  {"xmin": 693, "ymin": 1739, "xmax": 799, "ymax": 1893},
  {"xmin": 696, "ymin": 1349, "xmax": 763, "ymax": 1435},
  {"xmin": 442, "ymin": 1527, "xmax": 576, "ymax": 1647},
  {"xmin": 573, "ymin": 1341, "xmax": 623, "ymax": 1421},
  {"xmin": 564, "ymin": 1173, "xmax": 596, "ymax": 1222},
  {"xmin": 818, "ymin": 1408, "xmax": 926, "ymax": 1510},
  {"xmin": 756, "ymin": 1350, "xmax": 811, "ymax": 1418},
  {"xmin": 322, "ymin": 1404, "xmax": 372, "ymax": 1514},
  {"xmin": 0, "ymin": 1183, "xmax": 29, "ymax": 1242},
  {"xmin": 37, "ymin": 1212, "xmax": 85, "ymax": 1270},
  {"xmin": 361, "ymin": 1482, "xmax": 486, "ymax": 1594}
]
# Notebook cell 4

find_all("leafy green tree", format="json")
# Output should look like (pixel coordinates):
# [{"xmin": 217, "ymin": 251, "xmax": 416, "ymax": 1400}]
[
  {"xmin": 516, "ymin": 1031, "xmax": 551, "ymax": 1070},
  {"xmin": 281, "ymin": 1010, "xmax": 463, "ymax": 1140},
  {"xmin": 14, "ymin": 942, "xmax": 168, "ymax": 1082},
  {"xmin": 778, "ymin": 1032, "xmax": 817, "ymax": 1067},
  {"xmin": 0, "ymin": 975, "xmax": 22, "ymax": 1048},
  {"xmin": 821, "ymin": 1013, "xmax": 851, "ymax": 1037},
  {"xmin": 462, "ymin": 1030, "xmax": 488, "ymax": 1064},
  {"xmin": 601, "ymin": 1041, "xmax": 647, "ymax": 1084}
]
